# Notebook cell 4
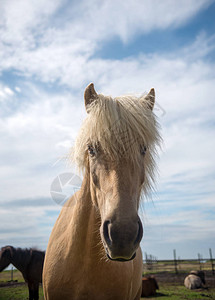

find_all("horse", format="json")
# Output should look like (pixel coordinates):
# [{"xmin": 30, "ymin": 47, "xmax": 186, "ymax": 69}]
[
  {"xmin": 0, "ymin": 245, "xmax": 45, "ymax": 300},
  {"xmin": 184, "ymin": 270, "xmax": 206, "ymax": 290},
  {"xmin": 141, "ymin": 276, "xmax": 159, "ymax": 297},
  {"xmin": 43, "ymin": 83, "xmax": 161, "ymax": 300}
]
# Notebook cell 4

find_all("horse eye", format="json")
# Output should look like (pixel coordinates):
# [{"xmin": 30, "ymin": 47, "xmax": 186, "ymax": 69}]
[
  {"xmin": 140, "ymin": 146, "xmax": 147, "ymax": 156},
  {"xmin": 87, "ymin": 145, "xmax": 96, "ymax": 157}
]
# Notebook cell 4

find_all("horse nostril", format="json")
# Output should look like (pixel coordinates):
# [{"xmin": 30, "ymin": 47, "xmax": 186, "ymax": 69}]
[
  {"xmin": 103, "ymin": 220, "xmax": 111, "ymax": 247},
  {"xmin": 134, "ymin": 220, "xmax": 143, "ymax": 246}
]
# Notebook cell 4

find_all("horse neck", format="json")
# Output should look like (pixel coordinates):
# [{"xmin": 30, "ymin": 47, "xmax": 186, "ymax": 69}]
[
  {"xmin": 10, "ymin": 248, "xmax": 30, "ymax": 274},
  {"xmin": 0, "ymin": 259, "xmax": 10, "ymax": 272},
  {"xmin": 70, "ymin": 168, "xmax": 102, "ymax": 258}
]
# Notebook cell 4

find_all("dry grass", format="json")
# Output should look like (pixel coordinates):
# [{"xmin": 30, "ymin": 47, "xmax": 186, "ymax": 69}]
[{"xmin": 0, "ymin": 269, "xmax": 24, "ymax": 283}]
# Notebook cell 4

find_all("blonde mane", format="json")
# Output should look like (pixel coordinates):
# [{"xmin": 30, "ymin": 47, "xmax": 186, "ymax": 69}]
[{"xmin": 70, "ymin": 92, "xmax": 161, "ymax": 196}]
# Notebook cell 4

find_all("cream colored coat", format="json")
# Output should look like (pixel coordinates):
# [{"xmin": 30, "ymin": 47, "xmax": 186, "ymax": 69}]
[{"xmin": 43, "ymin": 172, "xmax": 143, "ymax": 300}]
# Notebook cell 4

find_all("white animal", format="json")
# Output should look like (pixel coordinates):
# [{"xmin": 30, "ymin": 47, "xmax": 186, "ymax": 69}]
[{"xmin": 184, "ymin": 270, "xmax": 206, "ymax": 289}]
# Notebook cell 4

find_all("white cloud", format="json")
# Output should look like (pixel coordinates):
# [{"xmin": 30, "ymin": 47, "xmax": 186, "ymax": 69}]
[
  {"xmin": 0, "ymin": 0, "xmax": 213, "ymax": 85},
  {"xmin": 0, "ymin": 0, "xmax": 63, "ymax": 45},
  {"xmin": 0, "ymin": 83, "xmax": 15, "ymax": 101},
  {"xmin": 0, "ymin": 85, "xmax": 85, "ymax": 204},
  {"xmin": 15, "ymin": 86, "xmax": 21, "ymax": 93},
  {"xmin": 1, "ymin": 0, "xmax": 212, "ymax": 47},
  {"xmin": 74, "ymin": 0, "xmax": 213, "ymax": 42}
]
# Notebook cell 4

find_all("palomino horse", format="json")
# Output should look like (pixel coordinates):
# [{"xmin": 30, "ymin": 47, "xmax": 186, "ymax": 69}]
[
  {"xmin": 0, "ymin": 245, "xmax": 45, "ymax": 300},
  {"xmin": 43, "ymin": 83, "xmax": 161, "ymax": 300}
]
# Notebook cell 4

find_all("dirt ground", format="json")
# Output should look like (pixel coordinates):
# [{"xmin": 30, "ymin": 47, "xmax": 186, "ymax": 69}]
[{"xmin": 0, "ymin": 282, "xmax": 25, "ymax": 288}]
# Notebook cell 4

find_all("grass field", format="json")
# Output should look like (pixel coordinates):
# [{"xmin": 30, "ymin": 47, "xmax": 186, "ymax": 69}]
[
  {"xmin": 0, "ymin": 270, "xmax": 44, "ymax": 300},
  {"xmin": 0, "ymin": 284, "xmax": 44, "ymax": 300},
  {"xmin": 0, "ymin": 269, "xmax": 215, "ymax": 299},
  {"xmin": 148, "ymin": 283, "xmax": 215, "ymax": 299}
]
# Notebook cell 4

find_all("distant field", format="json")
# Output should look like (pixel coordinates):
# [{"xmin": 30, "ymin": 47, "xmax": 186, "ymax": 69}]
[
  {"xmin": 0, "ymin": 270, "xmax": 44, "ymax": 300},
  {"xmin": 0, "ymin": 269, "xmax": 215, "ymax": 299},
  {"xmin": 0, "ymin": 269, "xmax": 24, "ymax": 283},
  {"xmin": 143, "ymin": 259, "xmax": 215, "ymax": 274}
]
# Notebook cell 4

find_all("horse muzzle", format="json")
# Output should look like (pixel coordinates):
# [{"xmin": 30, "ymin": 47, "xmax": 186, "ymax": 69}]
[{"xmin": 101, "ymin": 217, "xmax": 143, "ymax": 262}]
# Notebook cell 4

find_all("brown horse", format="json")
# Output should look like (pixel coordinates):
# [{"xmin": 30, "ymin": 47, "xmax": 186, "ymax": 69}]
[
  {"xmin": 141, "ymin": 276, "xmax": 159, "ymax": 297},
  {"xmin": 0, "ymin": 245, "xmax": 45, "ymax": 300},
  {"xmin": 43, "ymin": 83, "xmax": 161, "ymax": 300}
]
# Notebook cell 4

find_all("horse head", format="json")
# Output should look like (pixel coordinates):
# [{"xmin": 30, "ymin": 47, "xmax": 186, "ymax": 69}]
[
  {"xmin": 73, "ymin": 83, "xmax": 160, "ymax": 262},
  {"xmin": 0, "ymin": 246, "xmax": 13, "ymax": 272}
]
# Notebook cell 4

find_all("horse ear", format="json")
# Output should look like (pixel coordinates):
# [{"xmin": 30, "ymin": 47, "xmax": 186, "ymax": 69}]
[
  {"xmin": 1, "ymin": 246, "xmax": 12, "ymax": 258},
  {"xmin": 84, "ymin": 83, "xmax": 98, "ymax": 113},
  {"xmin": 145, "ymin": 88, "xmax": 155, "ymax": 110}
]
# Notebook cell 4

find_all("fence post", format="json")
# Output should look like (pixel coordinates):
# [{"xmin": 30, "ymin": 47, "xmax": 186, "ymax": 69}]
[
  {"xmin": 209, "ymin": 248, "xmax": 214, "ymax": 275},
  {"xmin": 173, "ymin": 249, "xmax": 178, "ymax": 274},
  {"xmin": 11, "ymin": 266, "xmax": 13, "ymax": 281},
  {"xmin": 144, "ymin": 252, "xmax": 148, "ymax": 271},
  {"xmin": 145, "ymin": 252, "xmax": 147, "ymax": 262}
]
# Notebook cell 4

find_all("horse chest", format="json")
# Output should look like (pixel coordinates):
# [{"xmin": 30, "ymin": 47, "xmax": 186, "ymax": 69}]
[{"xmin": 47, "ymin": 255, "xmax": 139, "ymax": 300}]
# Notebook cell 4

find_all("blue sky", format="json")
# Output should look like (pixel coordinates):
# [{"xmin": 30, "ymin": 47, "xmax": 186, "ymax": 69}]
[{"xmin": 0, "ymin": 0, "xmax": 215, "ymax": 260}]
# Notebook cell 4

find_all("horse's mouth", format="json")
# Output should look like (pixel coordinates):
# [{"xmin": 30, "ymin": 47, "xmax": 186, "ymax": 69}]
[
  {"xmin": 107, "ymin": 252, "xmax": 136, "ymax": 262},
  {"xmin": 104, "ymin": 246, "xmax": 136, "ymax": 262}
]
